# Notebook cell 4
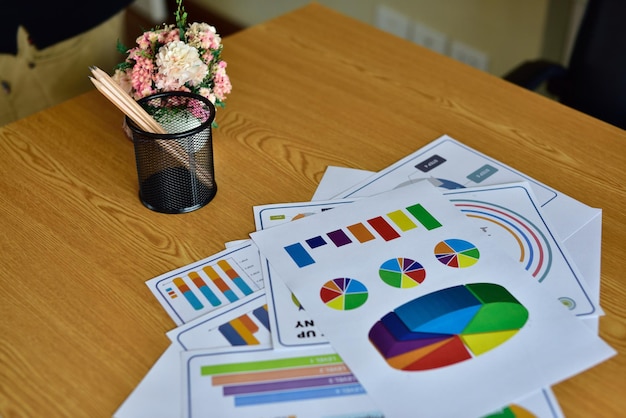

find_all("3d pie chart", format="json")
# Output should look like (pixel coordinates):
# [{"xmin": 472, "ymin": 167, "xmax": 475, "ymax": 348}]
[{"xmin": 369, "ymin": 283, "xmax": 528, "ymax": 371}]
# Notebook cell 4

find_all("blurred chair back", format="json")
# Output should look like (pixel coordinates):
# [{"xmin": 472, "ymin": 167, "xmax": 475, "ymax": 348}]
[{"xmin": 504, "ymin": 0, "xmax": 626, "ymax": 129}]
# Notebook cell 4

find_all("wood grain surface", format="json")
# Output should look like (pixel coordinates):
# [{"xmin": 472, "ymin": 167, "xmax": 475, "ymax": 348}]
[{"xmin": 1, "ymin": 4, "xmax": 625, "ymax": 417}]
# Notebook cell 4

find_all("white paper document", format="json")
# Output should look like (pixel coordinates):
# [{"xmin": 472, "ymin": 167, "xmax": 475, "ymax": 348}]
[
  {"xmin": 250, "ymin": 181, "xmax": 615, "ymax": 418},
  {"xmin": 146, "ymin": 240, "xmax": 264, "ymax": 325}
]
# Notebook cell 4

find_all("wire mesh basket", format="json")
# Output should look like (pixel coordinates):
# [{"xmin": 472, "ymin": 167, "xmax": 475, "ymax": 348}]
[{"xmin": 126, "ymin": 92, "xmax": 217, "ymax": 213}]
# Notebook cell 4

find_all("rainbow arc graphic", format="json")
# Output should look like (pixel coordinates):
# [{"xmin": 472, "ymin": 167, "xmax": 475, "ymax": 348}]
[
  {"xmin": 369, "ymin": 283, "xmax": 528, "ymax": 371},
  {"xmin": 453, "ymin": 199, "xmax": 552, "ymax": 281}
]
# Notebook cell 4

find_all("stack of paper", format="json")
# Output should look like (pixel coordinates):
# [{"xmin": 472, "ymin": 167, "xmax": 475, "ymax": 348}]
[{"xmin": 115, "ymin": 134, "xmax": 615, "ymax": 418}]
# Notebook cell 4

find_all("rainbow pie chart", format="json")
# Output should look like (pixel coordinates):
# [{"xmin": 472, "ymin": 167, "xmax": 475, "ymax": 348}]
[
  {"xmin": 435, "ymin": 239, "xmax": 480, "ymax": 268},
  {"xmin": 320, "ymin": 278, "xmax": 368, "ymax": 310},
  {"xmin": 379, "ymin": 258, "xmax": 426, "ymax": 288},
  {"xmin": 369, "ymin": 283, "xmax": 528, "ymax": 371}
]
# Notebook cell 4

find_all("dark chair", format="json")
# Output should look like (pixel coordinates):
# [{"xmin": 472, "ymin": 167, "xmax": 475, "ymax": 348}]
[{"xmin": 503, "ymin": 0, "xmax": 626, "ymax": 130}]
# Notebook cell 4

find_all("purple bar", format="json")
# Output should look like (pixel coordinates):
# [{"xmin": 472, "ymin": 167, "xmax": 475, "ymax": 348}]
[
  {"xmin": 223, "ymin": 374, "xmax": 358, "ymax": 396},
  {"xmin": 327, "ymin": 229, "xmax": 352, "ymax": 247}
]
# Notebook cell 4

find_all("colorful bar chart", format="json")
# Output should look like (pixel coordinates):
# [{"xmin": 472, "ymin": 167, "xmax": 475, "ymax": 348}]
[
  {"xmin": 283, "ymin": 203, "xmax": 443, "ymax": 268},
  {"xmin": 218, "ymin": 305, "xmax": 271, "ymax": 346},
  {"xmin": 202, "ymin": 354, "xmax": 366, "ymax": 407},
  {"xmin": 162, "ymin": 259, "xmax": 259, "ymax": 315}
]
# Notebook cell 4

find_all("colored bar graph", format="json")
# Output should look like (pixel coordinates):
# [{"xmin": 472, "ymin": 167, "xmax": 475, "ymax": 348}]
[
  {"xmin": 347, "ymin": 223, "xmax": 375, "ymax": 243},
  {"xmin": 202, "ymin": 353, "xmax": 364, "ymax": 408},
  {"xmin": 173, "ymin": 277, "xmax": 203, "ymax": 310},
  {"xmin": 327, "ymin": 229, "xmax": 352, "ymax": 247},
  {"xmin": 189, "ymin": 271, "xmax": 222, "ymax": 307},
  {"xmin": 406, "ymin": 204, "xmax": 442, "ymax": 230},
  {"xmin": 387, "ymin": 210, "xmax": 417, "ymax": 231},
  {"xmin": 285, "ymin": 243, "xmax": 315, "ymax": 267},
  {"xmin": 203, "ymin": 266, "xmax": 239, "ymax": 302},
  {"xmin": 218, "ymin": 305, "xmax": 269, "ymax": 345},
  {"xmin": 217, "ymin": 260, "xmax": 253, "ymax": 296},
  {"xmin": 367, "ymin": 216, "xmax": 401, "ymax": 241}
]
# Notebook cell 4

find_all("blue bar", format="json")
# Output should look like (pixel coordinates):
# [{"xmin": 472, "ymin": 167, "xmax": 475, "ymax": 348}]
[
  {"xmin": 224, "ymin": 289, "xmax": 239, "ymax": 303},
  {"xmin": 198, "ymin": 286, "xmax": 222, "ymax": 307},
  {"xmin": 284, "ymin": 243, "xmax": 315, "ymax": 267},
  {"xmin": 306, "ymin": 236, "xmax": 327, "ymax": 248},
  {"xmin": 234, "ymin": 383, "xmax": 366, "ymax": 406},
  {"xmin": 232, "ymin": 277, "xmax": 253, "ymax": 296},
  {"xmin": 218, "ymin": 323, "xmax": 247, "ymax": 346},
  {"xmin": 253, "ymin": 306, "xmax": 270, "ymax": 331}
]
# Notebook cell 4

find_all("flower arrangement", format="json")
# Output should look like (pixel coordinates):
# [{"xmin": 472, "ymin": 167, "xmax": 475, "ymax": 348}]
[{"xmin": 113, "ymin": 0, "xmax": 231, "ymax": 127}]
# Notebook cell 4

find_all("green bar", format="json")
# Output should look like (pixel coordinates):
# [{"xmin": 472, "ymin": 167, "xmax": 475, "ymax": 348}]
[
  {"xmin": 201, "ymin": 354, "xmax": 343, "ymax": 376},
  {"xmin": 405, "ymin": 204, "xmax": 442, "ymax": 230}
]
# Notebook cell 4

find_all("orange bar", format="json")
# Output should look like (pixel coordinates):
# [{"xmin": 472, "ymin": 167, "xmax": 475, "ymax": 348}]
[
  {"xmin": 203, "ymin": 266, "xmax": 230, "ymax": 292},
  {"xmin": 189, "ymin": 271, "xmax": 207, "ymax": 288},
  {"xmin": 347, "ymin": 223, "xmax": 375, "ymax": 243},
  {"xmin": 217, "ymin": 259, "xmax": 238, "ymax": 279},
  {"xmin": 173, "ymin": 277, "xmax": 191, "ymax": 292},
  {"xmin": 238, "ymin": 313, "xmax": 259, "ymax": 333},
  {"xmin": 230, "ymin": 318, "xmax": 260, "ymax": 345}
]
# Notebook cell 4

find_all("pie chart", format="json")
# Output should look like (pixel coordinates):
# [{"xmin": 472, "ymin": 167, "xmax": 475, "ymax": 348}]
[
  {"xmin": 434, "ymin": 239, "xmax": 480, "ymax": 268},
  {"xmin": 369, "ymin": 283, "xmax": 528, "ymax": 371},
  {"xmin": 379, "ymin": 258, "xmax": 426, "ymax": 288},
  {"xmin": 320, "ymin": 278, "xmax": 368, "ymax": 310}
]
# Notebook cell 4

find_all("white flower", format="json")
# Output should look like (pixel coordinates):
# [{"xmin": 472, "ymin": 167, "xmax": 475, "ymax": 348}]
[{"xmin": 155, "ymin": 41, "xmax": 208, "ymax": 90}]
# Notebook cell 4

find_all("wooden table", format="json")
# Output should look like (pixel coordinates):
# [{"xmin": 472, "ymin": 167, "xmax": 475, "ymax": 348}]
[{"xmin": 1, "ymin": 4, "xmax": 624, "ymax": 417}]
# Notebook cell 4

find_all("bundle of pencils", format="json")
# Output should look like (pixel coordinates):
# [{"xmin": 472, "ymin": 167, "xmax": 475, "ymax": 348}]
[
  {"xmin": 89, "ymin": 66, "xmax": 167, "ymax": 134},
  {"xmin": 89, "ymin": 66, "xmax": 214, "ymax": 188}
]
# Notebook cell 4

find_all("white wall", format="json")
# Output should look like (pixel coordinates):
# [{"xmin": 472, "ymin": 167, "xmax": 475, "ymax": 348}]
[{"xmin": 195, "ymin": 0, "xmax": 552, "ymax": 77}]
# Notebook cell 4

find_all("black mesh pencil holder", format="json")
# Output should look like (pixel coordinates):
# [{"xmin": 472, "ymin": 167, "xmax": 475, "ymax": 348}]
[{"xmin": 126, "ymin": 92, "xmax": 217, "ymax": 214}]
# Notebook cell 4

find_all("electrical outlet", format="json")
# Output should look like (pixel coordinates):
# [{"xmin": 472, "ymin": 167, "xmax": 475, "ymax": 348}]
[
  {"xmin": 374, "ymin": 5, "xmax": 410, "ymax": 39},
  {"xmin": 449, "ymin": 41, "xmax": 489, "ymax": 71},
  {"xmin": 410, "ymin": 22, "xmax": 448, "ymax": 54}
]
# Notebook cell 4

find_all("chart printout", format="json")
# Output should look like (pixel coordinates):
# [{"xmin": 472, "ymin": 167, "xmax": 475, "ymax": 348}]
[
  {"xmin": 146, "ymin": 241, "xmax": 264, "ymax": 325},
  {"xmin": 250, "ymin": 181, "xmax": 615, "ymax": 418}
]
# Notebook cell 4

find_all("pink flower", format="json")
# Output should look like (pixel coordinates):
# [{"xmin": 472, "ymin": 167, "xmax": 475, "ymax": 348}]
[
  {"xmin": 186, "ymin": 22, "xmax": 221, "ymax": 50},
  {"xmin": 112, "ymin": 69, "xmax": 133, "ymax": 94},
  {"xmin": 212, "ymin": 61, "xmax": 232, "ymax": 101},
  {"xmin": 130, "ymin": 56, "xmax": 156, "ymax": 99},
  {"xmin": 199, "ymin": 87, "xmax": 216, "ymax": 104}
]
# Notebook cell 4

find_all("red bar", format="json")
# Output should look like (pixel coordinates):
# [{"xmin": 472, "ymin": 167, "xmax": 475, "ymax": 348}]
[{"xmin": 367, "ymin": 216, "xmax": 400, "ymax": 241}]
